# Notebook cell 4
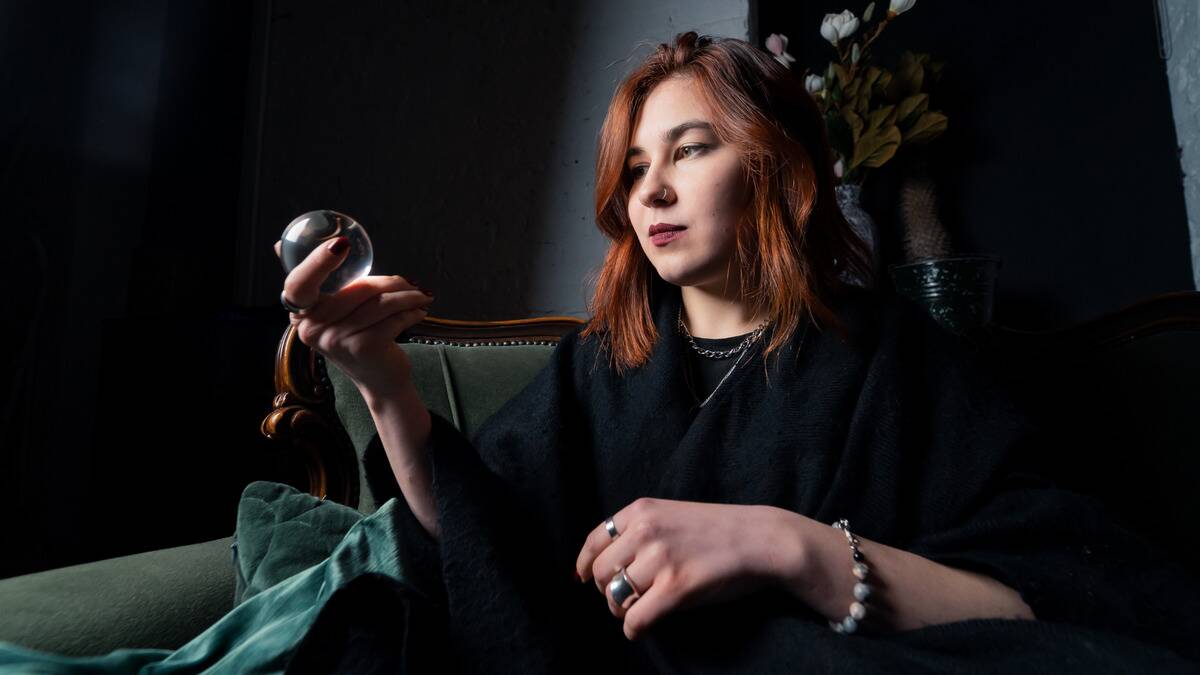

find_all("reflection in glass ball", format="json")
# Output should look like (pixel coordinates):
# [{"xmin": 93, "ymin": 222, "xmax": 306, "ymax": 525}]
[{"xmin": 279, "ymin": 210, "xmax": 374, "ymax": 294}]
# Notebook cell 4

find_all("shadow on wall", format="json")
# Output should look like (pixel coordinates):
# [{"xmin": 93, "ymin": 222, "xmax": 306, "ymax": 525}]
[{"xmin": 247, "ymin": 0, "xmax": 584, "ymax": 321}]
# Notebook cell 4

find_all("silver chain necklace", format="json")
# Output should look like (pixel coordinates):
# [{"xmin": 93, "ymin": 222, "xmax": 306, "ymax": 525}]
[
  {"xmin": 678, "ymin": 305, "xmax": 771, "ymax": 408},
  {"xmin": 677, "ymin": 305, "xmax": 770, "ymax": 359}
]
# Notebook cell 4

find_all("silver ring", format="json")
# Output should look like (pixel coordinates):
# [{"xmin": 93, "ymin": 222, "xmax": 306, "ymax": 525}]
[
  {"xmin": 608, "ymin": 567, "xmax": 641, "ymax": 607},
  {"xmin": 660, "ymin": 187, "xmax": 668, "ymax": 200},
  {"xmin": 281, "ymin": 289, "xmax": 314, "ymax": 314},
  {"xmin": 604, "ymin": 517, "xmax": 619, "ymax": 539}
]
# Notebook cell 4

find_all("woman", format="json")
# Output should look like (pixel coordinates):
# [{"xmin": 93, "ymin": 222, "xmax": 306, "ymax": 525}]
[
  {"xmin": 274, "ymin": 32, "xmax": 1200, "ymax": 672},
  {"xmin": 2, "ymin": 31, "xmax": 1197, "ymax": 674}
]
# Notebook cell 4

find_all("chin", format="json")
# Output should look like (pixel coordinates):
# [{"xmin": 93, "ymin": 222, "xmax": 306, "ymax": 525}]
[{"xmin": 649, "ymin": 260, "xmax": 716, "ymax": 289}]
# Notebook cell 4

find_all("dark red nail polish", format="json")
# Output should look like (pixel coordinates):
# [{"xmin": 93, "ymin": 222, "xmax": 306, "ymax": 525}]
[
  {"xmin": 329, "ymin": 237, "xmax": 349, "ymax": 254},
  {"xmin": 420, "ymin": 287, "xmax": 434, "ymax": 297},
  {"xmin": 574, "ymin": 571, "xmax": 582, "ymax": 583}
]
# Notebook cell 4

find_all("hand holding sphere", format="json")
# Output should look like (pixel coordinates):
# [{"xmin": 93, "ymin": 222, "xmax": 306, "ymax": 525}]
[{"xmin": 276, "ymin": 210, "xmax": 434, "ymax": 399}]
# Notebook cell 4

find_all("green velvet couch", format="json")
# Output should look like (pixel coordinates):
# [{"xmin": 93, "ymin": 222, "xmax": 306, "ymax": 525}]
[
  {"xmin": 1, "ymin": 292, "xmax": 1197, "ymax": 658},
  {"xmin": 0, "ymin": 314, "xmax": 585, "ymax": 657}
]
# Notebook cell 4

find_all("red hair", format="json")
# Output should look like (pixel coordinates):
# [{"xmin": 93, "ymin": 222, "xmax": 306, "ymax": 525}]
[{"xmin": 579, "ymin": 31, "xmax": 873, "ymax": 376}]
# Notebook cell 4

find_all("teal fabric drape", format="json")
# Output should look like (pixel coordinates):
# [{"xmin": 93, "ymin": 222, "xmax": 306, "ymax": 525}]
[{"xmin": 0, "ymin": 482, "xmax": 440, "ymax": 674}]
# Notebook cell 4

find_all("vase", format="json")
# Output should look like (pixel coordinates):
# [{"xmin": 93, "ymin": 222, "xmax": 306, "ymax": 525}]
[
  {"xmin": 889, "ymin": 256, "xmax": 1003, "ymax": 337},
  {"xmin": 834, "ymin": 184, "xmax": 881, "ymax": 289}
]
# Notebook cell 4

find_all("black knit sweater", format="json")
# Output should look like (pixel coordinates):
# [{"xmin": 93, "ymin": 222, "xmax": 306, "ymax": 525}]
[{"xmin": 287, "ymin": 278, "xmax": 1200, "ymax": 674}]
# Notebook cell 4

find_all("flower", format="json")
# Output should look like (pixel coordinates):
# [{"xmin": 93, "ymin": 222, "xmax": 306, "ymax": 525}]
[
  {"xmin": 889, "ymin": 0, "xmax": 917, "ymax": 18},
  {"xmin": 820, "ymin": 10, "xmax": 860, "ymax": 47},
  {"xmin": 765, "ymin": 33, "xmax": 797, "ymax": 69},
  {"xmin": 775, "ymin": 1, "xmax": 947, "ymax": 186}
]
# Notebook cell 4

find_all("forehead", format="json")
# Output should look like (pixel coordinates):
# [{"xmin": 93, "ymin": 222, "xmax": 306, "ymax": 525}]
[{"xmin": 630, "ymin": 76, "xmax": 711, "ymax": 141}]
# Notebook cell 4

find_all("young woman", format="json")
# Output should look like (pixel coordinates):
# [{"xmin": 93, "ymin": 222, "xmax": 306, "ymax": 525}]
[
  {"xmin": 269, "ymin": 32, "xmax": 1200, "ymax": 672},
  {"xmin": 3, "ymin": 31, "xmax": 1198, "ymax": 674}
]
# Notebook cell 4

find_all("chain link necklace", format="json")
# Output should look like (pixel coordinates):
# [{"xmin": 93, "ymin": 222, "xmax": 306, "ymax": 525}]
[
  {"xmin": 677, "ymin": 305, "xmax": 770, "ymax": 359},
  {"xmin": 678, "ymin": 305, "xmax": 771, "ymax": 408}
]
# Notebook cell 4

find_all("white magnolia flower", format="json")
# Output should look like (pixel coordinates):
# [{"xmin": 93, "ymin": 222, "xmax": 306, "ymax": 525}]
[
  {"xmin": 805, "ymin": 74, "xmax": 825, "ymax": 95},
  {"xmin": 820, "ymin": 10, "xmax": 860, "ymax": 47},
  {"xmin": 833, "ymin": 157, "xmax": 845, "ymax": 178},
  {"xmin": 889, "ymin": 0, "xmax": 916, "ymax": 16},
  {"xmin": 765, "ymin": 33, "xmax": 797, "ymax": 68}
]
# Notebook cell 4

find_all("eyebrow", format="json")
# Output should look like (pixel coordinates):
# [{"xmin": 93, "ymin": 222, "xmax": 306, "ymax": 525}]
[{"xmin": 626, "ymin": 120, "xmax": 714, "ymax": 160}]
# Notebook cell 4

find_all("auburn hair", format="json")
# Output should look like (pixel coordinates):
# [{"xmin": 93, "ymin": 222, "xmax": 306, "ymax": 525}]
[{"xmin": 579, "ymin": 31, "xmax": 873, "ymax": 376}]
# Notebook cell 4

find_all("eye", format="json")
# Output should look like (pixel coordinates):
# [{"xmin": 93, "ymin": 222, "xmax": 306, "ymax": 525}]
[{"xmin": 627, "ymin": 144, "xmax": 708, "ymax": 181}]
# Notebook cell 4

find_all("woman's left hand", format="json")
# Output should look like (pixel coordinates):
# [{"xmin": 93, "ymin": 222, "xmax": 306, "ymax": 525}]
[{"xmin": 574, "ymin": 497, "xmax": 803, "ymax": 640}]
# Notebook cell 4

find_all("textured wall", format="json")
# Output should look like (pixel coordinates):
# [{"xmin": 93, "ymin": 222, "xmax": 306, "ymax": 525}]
[
  {"xmin": 246, "ymin": 1, "xmax": 750, "ymax": 320},
  {"xmin": 1164, "ymin": 0, "xmax": 1200, "ymax": 289}
]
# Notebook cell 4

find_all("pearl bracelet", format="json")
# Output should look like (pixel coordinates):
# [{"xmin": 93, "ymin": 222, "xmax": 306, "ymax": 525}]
[{"xmin": 828, "ymin": 518, "xmax": 872, "ymax": 634}]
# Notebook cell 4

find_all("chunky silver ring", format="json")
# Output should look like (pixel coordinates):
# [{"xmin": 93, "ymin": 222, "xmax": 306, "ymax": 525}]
[
  {"xmin": 281, "ymin": 289, "xmax": 314, "ymax": 314},
  {"xmin": 608, "ymin": 567, "xmax": 641, "ymax": 607},
  {"xmin": 604, "ymin": 517, "xmax": 619, "ymax": 539}
]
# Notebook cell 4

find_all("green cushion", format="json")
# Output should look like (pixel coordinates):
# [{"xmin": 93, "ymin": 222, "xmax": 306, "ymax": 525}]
[
  {"xmin": 232, "ymin": 480, "xmax": 365, "ymax": 607},
  {"xmin": 326, "ymin": 342, "xmax": 557, "ymax": 513},
  {"xmin": 0, "ymin": 536, "xmax": 235, "ymax": 656}
]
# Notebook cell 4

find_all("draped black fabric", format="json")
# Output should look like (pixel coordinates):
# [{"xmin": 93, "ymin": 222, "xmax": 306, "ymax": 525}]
[{"xmin": 287, "ymin": 278, "xmax": 1200, "ymax": 674}]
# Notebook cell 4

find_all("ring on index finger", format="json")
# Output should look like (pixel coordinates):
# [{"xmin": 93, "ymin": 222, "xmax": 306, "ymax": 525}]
[
  {"xmin": 281, "ymin": 290, "xmax": 315, "ymax": 314},
  {"xmin": 605, "ymin": 516, "xmax": 619, "ymax": 540}
]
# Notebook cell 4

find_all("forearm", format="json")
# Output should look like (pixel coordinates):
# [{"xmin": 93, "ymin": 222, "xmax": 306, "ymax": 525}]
[
  {"xmin": 768, "ymin": 508, "xmax": 1035, "ymax": 633},
  {"xmin": 360, "ymin": 380, "xmax": 440, "ymax": 541}
]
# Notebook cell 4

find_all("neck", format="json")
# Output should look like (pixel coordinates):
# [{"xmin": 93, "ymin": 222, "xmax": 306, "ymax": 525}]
[{"xmin": 679, "ymin": 284, "xmax": 768, "ymax": 339}]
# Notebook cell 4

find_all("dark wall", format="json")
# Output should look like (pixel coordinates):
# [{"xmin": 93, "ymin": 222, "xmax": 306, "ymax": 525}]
[
  {"xmin": 758, "ymin": 0, "xmax": 1193, "ymax": 329},
  {"xmin": 240, "ymin": 0, "xmax": 581, "ymax": 320},
  {"xmin": 2, "ymin": 0, "xmax": 1192, "ymax": 580},
  {"xmin": 0, "ymin": 0, "xmax": 279, "ymax": 578}
]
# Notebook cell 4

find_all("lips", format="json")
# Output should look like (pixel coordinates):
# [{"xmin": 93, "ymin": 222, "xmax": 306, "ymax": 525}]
[{"xmin": 649, "ymin": 223, "xmax": 686, "ymax": 236}]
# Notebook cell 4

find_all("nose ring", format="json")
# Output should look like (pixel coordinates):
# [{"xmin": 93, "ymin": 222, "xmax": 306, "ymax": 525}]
[{"xmin": 660, "ymin": 187, "xmax": 668, "ymax": 200}]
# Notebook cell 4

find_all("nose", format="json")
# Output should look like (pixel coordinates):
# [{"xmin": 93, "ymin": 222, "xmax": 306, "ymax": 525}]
[{"xmin": 636, "ymin": 180, "xmax": 673, "ymax": 209}]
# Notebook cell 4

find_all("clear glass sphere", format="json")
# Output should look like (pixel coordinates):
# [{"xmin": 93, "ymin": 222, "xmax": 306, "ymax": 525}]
[{"xmin": 279, "ymin": 210, "xmax": 374, "ymax": 294}]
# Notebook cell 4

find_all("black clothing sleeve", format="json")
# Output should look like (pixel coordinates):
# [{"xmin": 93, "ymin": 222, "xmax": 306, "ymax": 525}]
[{"xmin": 298, "ymin": 289, "xmax": 1200, "ymax": 674}]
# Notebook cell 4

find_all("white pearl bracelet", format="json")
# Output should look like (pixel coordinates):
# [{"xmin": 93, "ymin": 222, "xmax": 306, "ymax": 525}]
[{"xmin": 828, "ymin": 518, "xmax": 873, "ymax": 634}]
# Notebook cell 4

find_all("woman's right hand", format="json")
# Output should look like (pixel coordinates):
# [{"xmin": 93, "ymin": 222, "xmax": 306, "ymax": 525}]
[{"xmin": 275, "ymin": 236, "xmax": 435, "ymax": 400}]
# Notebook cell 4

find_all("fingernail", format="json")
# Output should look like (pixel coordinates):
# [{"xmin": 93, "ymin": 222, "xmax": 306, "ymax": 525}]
[
  {"xmin": 573, "ymin": 570, "xmax": 582, "ymax": 583},
  {"xmin": 328, "ymin": 237, "xmax": 349, "ymax": 254},
  {"xmin": 419, "ymin": 287, "xmax": 434, "ymax": 297}
]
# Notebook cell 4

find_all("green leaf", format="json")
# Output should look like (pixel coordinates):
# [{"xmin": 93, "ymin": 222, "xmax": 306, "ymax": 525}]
[
  {"xmin": 866, "ymin": 104, "xmax": 896, "ymax": 131},
  {"xmin": 896, "ymin": 51, "xmax": 925, "ymax": 97},
  {"xmin": 825, "ymin": 110, "xmax": 854, "ymax": 159},
  {"xmin": 863, "ymin": 1, "xmax": 875, "ymax": 22},
  {"xmin": 831, "ymin": 64, "xmax": 852, "ymax": 86},
  {"xmin": 850, "ymin": 125, "xmax": 902, "ymax": 170},
  {"xmin": 843, "ymin": 73, "xmax": 861, "ymax": 100},
  {"xmin": 853, "ymin": 89, "xmax": 871, "ymax": 116},
  {"xmin": 862, "ymin": 65, "xmax": 884, "ymax": 92},
  {"xmin": 851, "ymin": 43, "xmax": 861, "ymax": 65},
  {"xmin": 895, "ymin": 94, "xmax": 928, "ymax": 128},
  {"xmin": 842, "ymin": 109, "xmax": 864, "ymax": 143},
  {"xmin": 902, "ymin": 111, "xmax": 948, "ymax": 145}
]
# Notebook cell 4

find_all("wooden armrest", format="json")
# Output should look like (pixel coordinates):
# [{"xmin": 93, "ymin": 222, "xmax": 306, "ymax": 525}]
[{"xmin": 259, "ymin": 314, "xmax": 585, "ymax": 507}]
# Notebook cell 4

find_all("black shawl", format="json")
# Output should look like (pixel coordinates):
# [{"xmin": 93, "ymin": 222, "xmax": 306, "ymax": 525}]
[{"xmin": 286, "ymin": 279, "xmax": 1200, "ymax": 674}]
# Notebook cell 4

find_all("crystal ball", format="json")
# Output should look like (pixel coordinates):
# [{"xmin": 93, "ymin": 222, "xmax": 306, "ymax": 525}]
[{"xmin": 279, "ymin": 210, "xmax": 374, "ymax": 294}]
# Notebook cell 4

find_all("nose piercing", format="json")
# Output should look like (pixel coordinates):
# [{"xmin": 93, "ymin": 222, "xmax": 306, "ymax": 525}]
[{"xmin": 660, "ymin": 187, "xmax": 668, "ymax": 200}]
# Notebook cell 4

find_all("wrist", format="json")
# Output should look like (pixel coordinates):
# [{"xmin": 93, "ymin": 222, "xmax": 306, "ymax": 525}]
[
  {"xmin": 360, "ymin": 379, "xmax": 432, "ymax": 463},
  {"xmin": 759, "ymin": 506, "xmax": 818, "ymax": 599},
  {"xmin": 360, "ymin": 375, "xmax": 421, "ymax": 412}
]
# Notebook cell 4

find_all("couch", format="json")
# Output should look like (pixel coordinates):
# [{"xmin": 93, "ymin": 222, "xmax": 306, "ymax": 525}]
[{"xmin": 0, "ymin": 292, "xmax": 1196, "ymax": 657}]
